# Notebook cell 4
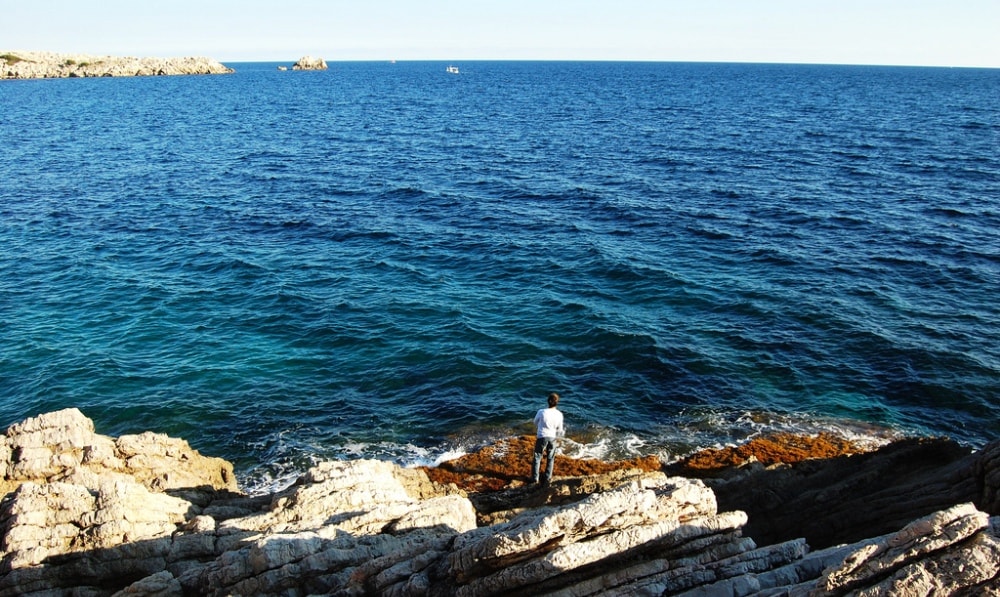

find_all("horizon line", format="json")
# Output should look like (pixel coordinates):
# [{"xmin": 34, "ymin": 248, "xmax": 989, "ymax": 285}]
[
  {"xmin": 220, "ymin": 57, "xmax": 999, "ymax": 70},
  {"xmin": 4, "ymin": 50, "xmax": 997, "ymax": 71}
]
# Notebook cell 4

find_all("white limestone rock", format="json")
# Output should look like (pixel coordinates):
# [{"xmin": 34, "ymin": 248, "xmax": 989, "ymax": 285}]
[
  {"xmin": 1, "ymin": 408, "xmax": 237, "ymax": 496},
  {"xmin": 217, "ymin": 459, "xmax": 474, "ymax": 538},
  {"xmin": 111, "ymin": 570, "xmax": 182, "ymax": 597},
  {"xmin": 0, "ymin": 51, "xmax": 233, "ymax": 79},
  {"xmin": 813, "ymin": 503, "xmax": 999, "ymax": 596},
  {"xmin": 291, "ymin": 55, "xmax": 328, "ymax": 70}
]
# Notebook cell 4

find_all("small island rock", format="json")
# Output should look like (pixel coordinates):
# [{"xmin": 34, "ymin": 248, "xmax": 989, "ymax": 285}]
[{"xmin": 292, "ymin": 55, "xmax": 328, "ymax": 70}]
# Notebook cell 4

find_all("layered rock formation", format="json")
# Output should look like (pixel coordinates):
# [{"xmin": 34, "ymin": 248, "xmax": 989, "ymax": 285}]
[
  {"xmin": 1, "ymin": 409, "xmax": 998, "ymax": 595},
  {"xmin": 292, "ymin": 55, "xmax": 328, "ymax": 71},
  {"xmin": 0, "ymin": 51, "xmax": 233, "ymax": 79}
]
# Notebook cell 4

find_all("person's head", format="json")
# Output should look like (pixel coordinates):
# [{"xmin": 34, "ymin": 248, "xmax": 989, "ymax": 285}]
[{"xmin": 547, "ymin": 392, "xmax": 560, "ymax": 408}]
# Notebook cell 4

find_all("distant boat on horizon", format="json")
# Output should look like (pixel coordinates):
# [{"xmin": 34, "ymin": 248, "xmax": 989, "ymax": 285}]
[{"xmin": 446, "ymin": 65, "xmax": 459, "ymax": 74}]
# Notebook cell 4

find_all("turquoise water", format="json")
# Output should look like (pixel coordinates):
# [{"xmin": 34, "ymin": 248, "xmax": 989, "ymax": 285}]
[{"xmin": 2, "ymin": 62, "xmax": 998, "ymax": 491}]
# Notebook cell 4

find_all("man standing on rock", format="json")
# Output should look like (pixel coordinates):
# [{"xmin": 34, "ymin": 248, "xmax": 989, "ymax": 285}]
[{"xmin": 531, "ymin": 392, "xmax": 565, "ymax": 485}]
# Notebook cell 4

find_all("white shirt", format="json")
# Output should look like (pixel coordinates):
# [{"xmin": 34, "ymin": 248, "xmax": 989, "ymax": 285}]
[{"xmin": 534, "ymin": 407, "xmax": 564, "ymax": 439}]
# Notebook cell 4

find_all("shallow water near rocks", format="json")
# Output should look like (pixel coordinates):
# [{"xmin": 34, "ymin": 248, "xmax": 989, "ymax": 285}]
[{"xmin": 1, "ymin": 61, "xmax": 998, "ymax": 492}]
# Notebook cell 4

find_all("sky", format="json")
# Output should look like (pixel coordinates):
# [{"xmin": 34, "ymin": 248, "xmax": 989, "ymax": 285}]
[{"xmin": 4, "ymin": 0, "xmax": 999, "ymax": 68}]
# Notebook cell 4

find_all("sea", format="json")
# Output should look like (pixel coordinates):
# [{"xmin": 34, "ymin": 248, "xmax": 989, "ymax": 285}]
[{"xmin": 1, "ymin": 61, "xmax": 998, "ymax": 493}]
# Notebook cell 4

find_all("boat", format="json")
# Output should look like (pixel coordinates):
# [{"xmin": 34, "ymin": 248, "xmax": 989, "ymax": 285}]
[{"xmin": 446, "ymin": 65, "xmax": 459, "ymax": 74}]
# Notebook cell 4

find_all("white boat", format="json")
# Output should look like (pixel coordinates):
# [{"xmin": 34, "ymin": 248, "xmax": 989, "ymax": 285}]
[{"xmin": 446, "ymin": 65, "xmax": 460, "ymax": 74}]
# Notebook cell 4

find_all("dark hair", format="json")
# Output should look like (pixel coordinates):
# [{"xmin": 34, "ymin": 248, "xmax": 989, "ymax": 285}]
[{"xmin": 547, "ymin": 392, "xmax": 560, "ymax": 407}]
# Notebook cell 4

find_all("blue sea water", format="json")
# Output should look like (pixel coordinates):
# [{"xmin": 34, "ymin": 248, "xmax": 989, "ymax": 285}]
[{"xmin": 2, "ymin": 61, "xmax": 998, "ymax": 491}]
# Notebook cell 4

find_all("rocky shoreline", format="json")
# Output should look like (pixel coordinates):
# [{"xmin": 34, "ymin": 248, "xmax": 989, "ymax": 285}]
[
  {"xmin": 0, "ymin": 51, "xmax": 233, "ymax": 79},
  {"xmin": 1, "ymin": 408, "xmax": 997, "ymax": 595}
]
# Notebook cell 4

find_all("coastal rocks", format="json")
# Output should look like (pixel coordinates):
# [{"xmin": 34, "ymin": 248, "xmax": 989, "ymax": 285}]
[
  {"xmin": 172, "ymin": 459, "xmax": 476, "ymax": 594},
  {"xmin": 689, "ymin": 504, "xmax": 1000, "ymax": 596},
  {"xmin": 212, "ymin": 459, "xmax": 473, "ymax": 538},
  {"xmin": 0, "ymin": 409, "xmax": 235, "ymax": 594},
  {"xmin": 291, "ymin": 55, "xmax": 328, "ymax": 71},
  {"xmin": 665, "ymin": 431, "xmax": 870, "ymax": 477},
  {"xmin": 811, "ymin": 503, "xmax": 1000, "ymax": 596},
  {"xmin": 444, "ymin": 475, "xmax": 757, "ymax": 596},
  {"xmin": 422, "ymin": 434, "xmax": 662, "ymax": 493},
  {"xmin": 2, "ymin": 410, "xmax": 1000, "ymax": 595},
  {"xmin": 703, "ymin": 436, "xmax": 987, "ymax": 549},
  {"xmin": 0, "ymin": 51, "xmax": 233, "ymax": 79},
  {"xmin": 1, "ymin": 478, "xmax": 191, "ymax": 577},
  {"xmin": 0, "ymin": 408, "xmax": 236, "ymax": 496},
  {"xmin": 979, "ymin": 440, "xmax": 1000, "ymax": 514}
]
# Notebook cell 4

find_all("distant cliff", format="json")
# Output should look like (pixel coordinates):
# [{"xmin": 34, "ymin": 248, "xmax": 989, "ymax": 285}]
[{"xmin": 0, "ymin": 51, "xmax": 233, "ymax": 79}]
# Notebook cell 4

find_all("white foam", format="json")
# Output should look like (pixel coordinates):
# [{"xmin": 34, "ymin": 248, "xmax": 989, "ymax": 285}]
[
  {"xmin": 234, "ymin": 409, "xmax": 915, "ymax": 496},
  {"xmin": 418, "ymin": 449, "xmax": 468, "ymax": 468}
]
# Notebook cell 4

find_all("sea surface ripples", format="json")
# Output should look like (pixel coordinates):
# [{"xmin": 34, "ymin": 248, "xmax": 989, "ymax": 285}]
[{"xmin": 2, "ymin": 62, "xmax": 998, "ymax": 491}]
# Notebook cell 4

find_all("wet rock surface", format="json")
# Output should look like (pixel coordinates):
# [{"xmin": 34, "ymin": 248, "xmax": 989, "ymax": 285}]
[{"xmin": 1, "ymin": 409, "xmax": 998, "ymax": 595}]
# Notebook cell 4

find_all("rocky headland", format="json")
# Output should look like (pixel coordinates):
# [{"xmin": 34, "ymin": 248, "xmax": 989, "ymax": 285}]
[
  {"xmin": 0, "ymin": 51, "xmax": 233, "ymax": 79},
  {"xmin": 1, "ymin": 408, "xmax": 998, "ymax": 595}
]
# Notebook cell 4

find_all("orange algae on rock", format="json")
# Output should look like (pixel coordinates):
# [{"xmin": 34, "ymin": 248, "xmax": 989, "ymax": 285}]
[
  {"xmin": 420, "ymin": 435, "xmax": 661, "ymax": 493},
  {"xmin": 420, "ymin": 432, "xmax": 869, "ymax": 492},
  {"xmin": 672, "ymin": 432, "xmax": 868, "ymax": 476}
]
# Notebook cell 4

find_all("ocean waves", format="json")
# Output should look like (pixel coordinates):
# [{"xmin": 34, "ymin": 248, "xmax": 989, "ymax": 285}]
[{"xmin": 1, "ymin": 62, "xmax": 998, "ymax": 488}]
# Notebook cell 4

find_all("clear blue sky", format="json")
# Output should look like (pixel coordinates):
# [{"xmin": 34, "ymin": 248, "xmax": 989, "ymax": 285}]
[{"xmin": 6, "ymin": 0, "xmax": 999, "ymax": 67}]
